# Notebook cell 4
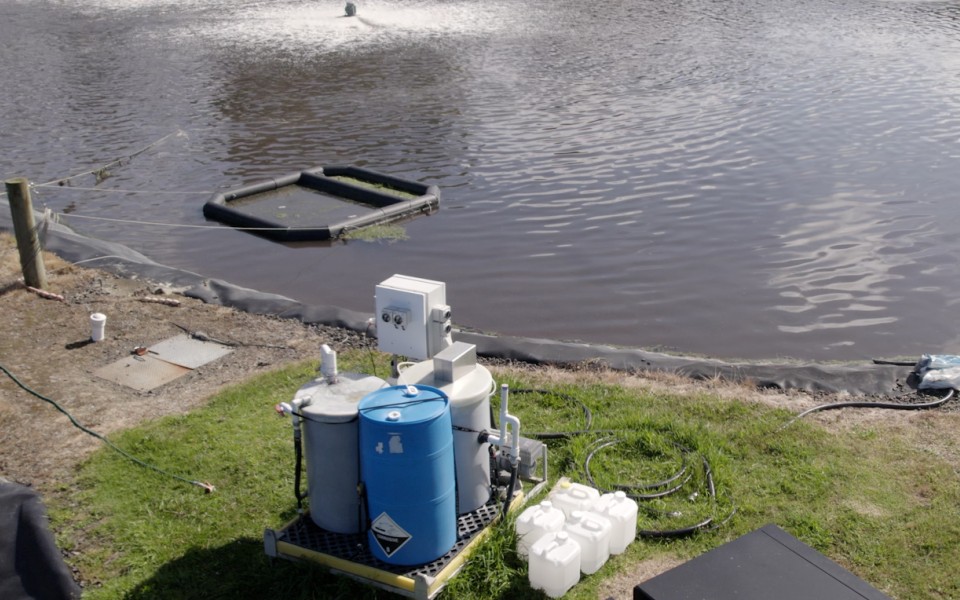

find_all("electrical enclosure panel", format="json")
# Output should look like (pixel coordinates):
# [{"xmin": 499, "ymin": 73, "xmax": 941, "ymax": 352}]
[{"xmin": 375, "ymin": 275, "xmax": 452, "ymax": 359}]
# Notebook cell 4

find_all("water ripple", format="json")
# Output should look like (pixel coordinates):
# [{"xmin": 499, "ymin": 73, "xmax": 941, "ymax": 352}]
[{"xmin": 3, "ymin": 0, "xmax": 960, "ymax": 359}]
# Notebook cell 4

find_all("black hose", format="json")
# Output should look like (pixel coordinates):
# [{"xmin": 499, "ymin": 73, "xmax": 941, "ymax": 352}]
[
  {"xmin": 293, "ymin": 433, "xmax": 306, "ymax": 511},
  {"xmin": 581, "ymin": 435, "xmax": 734, "ymax": 538},
  {"xmin": 0, "ymin": 361, "xmax": 214, "ymax": 492},
  {"xmin": 635, "ymin": 455, "xmax": 736, "ymax": 539},
  {"xmin": 781, "ymin": 388, "xmax": 955, "ymax": 430},
  {"xmin": 506, "ymin": 388, "xmax": 735, "ymax": 537},
  {"xmin": 638, "ymin": 516, "xmax": 715, "ymax": 539},
  {"xmin": 583, "ymin": 438, "xmax": 692, "ymax": 500},
  {"xmin": 503, "ymin": 461, "xmax": 519, "ymax": 517}
]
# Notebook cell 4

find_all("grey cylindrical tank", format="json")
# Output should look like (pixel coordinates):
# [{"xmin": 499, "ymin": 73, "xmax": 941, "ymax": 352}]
[
  {"xmin": 299, "ymin": 372, "xmax": 387, "ymax": 533},
  {"xmin": 397, "ymin": 342, "xmax": 493, "ymax": 514}
]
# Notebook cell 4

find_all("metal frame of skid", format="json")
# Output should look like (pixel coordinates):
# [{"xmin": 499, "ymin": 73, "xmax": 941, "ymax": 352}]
[{"xmin": 264, "ymin": 451, "xmax": 548, "ymax": 600}]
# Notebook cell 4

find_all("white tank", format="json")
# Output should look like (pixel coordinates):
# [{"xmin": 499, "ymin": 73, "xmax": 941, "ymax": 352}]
[
  {"xmin": 563, "ymin": 510, "xmax": 612, "ymax": 575},
  {"xmin": 593, "ymin": 491, "xmax": 638, "ymax": 554},
  {"xmin": 397, "ymin": 342, "xmax": 493, "ymax": 514},
  {"xmin": 528, "ymin": 531, "xmax": 581, "ymax": 598},
  {"xmin": 298, "ymin": 372, "xmax": 387, "ymax": 533},
  {"xmin": 516, "ymin": 500, "xmax": 566, "ymax": 558},
  {"xmin": 548, "ymin": 478, "xmax": 600, "ymax": 519}
]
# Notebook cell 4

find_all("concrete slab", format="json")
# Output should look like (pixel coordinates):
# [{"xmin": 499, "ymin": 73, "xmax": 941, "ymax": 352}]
[
  {"xmin": 147, "ymin": 334, "xmax": 234, "ymax": 369},
  {"xmin": 93, "ymin": 334, "xmax": 234, "ymax": 391},
  {"xmin": 93, "ymin": 355, "xmax": 192, "ymax": 392}
]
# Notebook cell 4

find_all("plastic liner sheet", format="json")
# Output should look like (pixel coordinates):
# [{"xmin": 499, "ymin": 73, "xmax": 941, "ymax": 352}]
[
  {"xmin": 453, "ymin": 331, "xmax": 908, "ymax": 396},
  {"xmin": 0, "ymin": 480, "xmax": 81, "ymax": 600},
  {"xmin": 0, "ymin": 202, "xmax": 911, "ymax": 396}
]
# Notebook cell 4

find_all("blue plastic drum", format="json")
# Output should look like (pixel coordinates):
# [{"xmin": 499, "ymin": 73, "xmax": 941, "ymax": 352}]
[{"xmin": 358, "ymin": 384, "xmax": 457, "ymax": 565}]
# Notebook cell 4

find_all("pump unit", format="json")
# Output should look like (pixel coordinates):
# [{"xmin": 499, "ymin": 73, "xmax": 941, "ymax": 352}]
[
  {"xmin": 266, "ymin": 278, "xmax": 547, "ymax": 600},
  {"xmin": 375, "ymin": 275, "xmax": 452, "ymax": 360}
]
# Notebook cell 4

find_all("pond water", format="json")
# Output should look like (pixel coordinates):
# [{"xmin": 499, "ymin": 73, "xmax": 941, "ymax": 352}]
[{"xmin": 3, "ymin": 0, "xmax": 960, "ymax": 360}]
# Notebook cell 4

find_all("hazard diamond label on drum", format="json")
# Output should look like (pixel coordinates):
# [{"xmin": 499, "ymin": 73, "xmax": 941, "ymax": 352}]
[{"xmin": 370, "ymin": 512, "xmax": 412, "ymax": 558}]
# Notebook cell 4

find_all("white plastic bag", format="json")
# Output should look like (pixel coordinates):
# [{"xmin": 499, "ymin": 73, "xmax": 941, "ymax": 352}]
[{"xmin": 915, "ymin": 354, "xmax": 960, "ymax": 390}]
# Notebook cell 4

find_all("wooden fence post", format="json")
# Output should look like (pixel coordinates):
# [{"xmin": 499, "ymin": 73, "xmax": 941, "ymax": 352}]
[{"xmin": 5, "ymin": 177, "xmax": 48, "ymax": 290}]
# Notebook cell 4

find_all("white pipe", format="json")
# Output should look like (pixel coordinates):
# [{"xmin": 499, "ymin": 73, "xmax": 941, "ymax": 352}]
[
  {"xmin": 280, "ymin": 398, "xmax": 306, "ymax": 429},
  {"xmin": 499, "ymin": 384, "xmax": 508, "ymax": 440},
  {"xmin": 486, "ymin": 384, "xmax": 521, "ymax": 461},
  {"xmin": 319, "ymin": 344, "xmax": 338, "ymax": 383}
]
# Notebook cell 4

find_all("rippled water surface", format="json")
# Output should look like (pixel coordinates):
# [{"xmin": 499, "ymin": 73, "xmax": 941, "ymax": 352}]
[{"xmin": 3, "ymin": 0, "xmax": 960, "ymax": 360}]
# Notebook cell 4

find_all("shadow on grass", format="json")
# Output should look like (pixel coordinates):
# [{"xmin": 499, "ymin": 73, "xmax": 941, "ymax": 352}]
[{"xmin": 121, "ymin": 538, "xmax": 384, "ymax": 600}]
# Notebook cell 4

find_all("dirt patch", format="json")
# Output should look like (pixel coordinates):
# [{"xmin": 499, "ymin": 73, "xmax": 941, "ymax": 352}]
[
  {"xmin": 0, "ymin": 233, "xmax": 375, "ymax": 494},
  {"xmin": 596, "ymin": 556, "xmax": 685, "ymax": 600}
]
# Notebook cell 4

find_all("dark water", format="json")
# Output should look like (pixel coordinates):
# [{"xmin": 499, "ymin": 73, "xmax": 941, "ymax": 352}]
[{"xmin": 3, "ymin": 0, "xmax": 960, "ymax": 360}]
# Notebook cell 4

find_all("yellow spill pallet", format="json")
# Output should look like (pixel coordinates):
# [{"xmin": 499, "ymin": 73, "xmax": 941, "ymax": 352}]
[{"xmin": 264, "ymin": 481, "xmax": 545, "ymax": 599}]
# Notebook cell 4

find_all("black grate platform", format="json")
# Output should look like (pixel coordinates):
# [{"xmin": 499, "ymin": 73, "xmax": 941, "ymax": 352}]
[
  {"xmin": 278, "ymin": 502, "xmax": 500, "ymax": 579},
  {"xmin": 265, "ymin": 499, "xmax": 513, "ymax": 599},
  {"xmin": 264, "ymin": 459, "xmax": 547, "ymax": 598}
]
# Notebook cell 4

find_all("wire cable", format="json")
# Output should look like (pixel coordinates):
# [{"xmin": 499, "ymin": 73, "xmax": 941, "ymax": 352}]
[
  {"xmin": 31, "ymin": 129, "xmax": 185, "ymax": 188},
  {"xmin": 45, "ymin": 211, "xmax": 340, "ymax": 232},
  {"xmin": 44, "ymin": 212, "xmax": 257, "ymax": 230},
  {"xmin": 32, "ymin": 185, "xmax": 213, "ymax": 195},
  {"xmin": 0, "ymin": 361, "xmax": 215, "ymax": 493}
]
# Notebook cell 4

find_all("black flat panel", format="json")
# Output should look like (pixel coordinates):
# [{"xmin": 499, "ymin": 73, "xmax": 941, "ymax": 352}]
[{"xmin": 633, "ymin": 524, "xmax": 892, "ymax": 600}]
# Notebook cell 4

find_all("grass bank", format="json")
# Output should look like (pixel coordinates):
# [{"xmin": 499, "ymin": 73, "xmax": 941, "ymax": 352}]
[{"xmin": 52, "ymin": 352, "xmax": 960, "ymax": 599}]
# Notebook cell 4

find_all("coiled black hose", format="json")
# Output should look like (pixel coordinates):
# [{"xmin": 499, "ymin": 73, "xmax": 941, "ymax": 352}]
[
  {"xmin": 584, "ymin": 437, "xmax": 692, "ymax": 500},
  {"xmin": 582, "ymin": 436, "xmax": 734, "ymax": 538}
]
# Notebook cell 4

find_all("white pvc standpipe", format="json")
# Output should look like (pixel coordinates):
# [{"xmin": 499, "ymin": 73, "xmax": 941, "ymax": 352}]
[{"xmin": 90, "ymin": 313, "xmax": 106, "ymax": 342}]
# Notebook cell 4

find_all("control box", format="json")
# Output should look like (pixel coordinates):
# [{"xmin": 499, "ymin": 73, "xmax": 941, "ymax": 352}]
[{"xmin": 375, "ymin": 274, "xmax": 452, "ymax": 359}]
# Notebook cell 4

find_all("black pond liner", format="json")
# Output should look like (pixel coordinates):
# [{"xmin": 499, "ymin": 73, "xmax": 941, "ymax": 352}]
[
  {"xmin": 202, "ymin": 166, "xmax": 440, "ymax": 242},
  {"xmin": 0, "ymin": 198, "xmax": 918, "ymax": 397}
]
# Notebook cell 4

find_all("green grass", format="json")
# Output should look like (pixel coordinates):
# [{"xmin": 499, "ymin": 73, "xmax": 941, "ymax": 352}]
[{"xmin": 51, "ymin": 353, "xmax": 960, "ymax": 599}]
